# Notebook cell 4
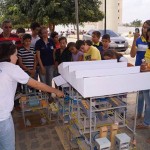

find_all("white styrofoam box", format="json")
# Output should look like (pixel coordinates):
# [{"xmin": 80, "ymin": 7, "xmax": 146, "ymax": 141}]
[
  {"xmin": 58, "ymin": 60, "xmax": 118, "ymax": 75},
  {"xmin": 59, "ymin": 61, "xmax": 128, "ymax": 84},
  {"xmin": 68, "ymin": 62, "xmax": 127, "ymax": 73},
  {"xmin": 74, "ymin": 67, "xmax": 140, "ymax": 78},
  {"xmin": 95, "ymin": 137, "xmax": 111, "ymax": 150},
  {"xmin": 58, "ymin": 61, "xmax": 150, "ymax": 98},
  {"xmin": 115, "ymin": 133, "xmax": 131, "ymax": 144},
  {"xmin": 115, "ymin": 133, "xmax": 131, "ymax": 150},
  {"xmin": 81, "ymin": 72, "xmax": 150, "ymax": 98}
]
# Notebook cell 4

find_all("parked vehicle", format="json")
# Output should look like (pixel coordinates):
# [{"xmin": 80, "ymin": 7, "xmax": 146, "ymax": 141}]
[{"xmin": 83, "ymin": 29, "xmax": 128, "ymax": 52}]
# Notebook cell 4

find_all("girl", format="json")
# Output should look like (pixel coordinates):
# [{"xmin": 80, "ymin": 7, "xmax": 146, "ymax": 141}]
[
  {"xmin": 0, "ymin": 43, "xmax": 64, "ymax": 150},
  {"xmin": 130, "ymin": 20, "xmax": 150, "ymax": 131},
  {"xmin": 103, "ymin": 50, "xmax": 127, "ymax": 62},
  {"xmin": 35, "ymin": 26, "xmax": 55, "ymax": 86},
  {"xmin": 67, "ymin": 42, "xmax": 83, "ymax": 61}
]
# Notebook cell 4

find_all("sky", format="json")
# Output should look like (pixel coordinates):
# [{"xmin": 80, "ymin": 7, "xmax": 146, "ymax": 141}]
[{"xmin": 122, "ymin": 0, "xmax": 150, "ymax": 23}]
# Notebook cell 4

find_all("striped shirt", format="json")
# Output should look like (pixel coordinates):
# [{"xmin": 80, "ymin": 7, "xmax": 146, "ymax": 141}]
[
  {"xmin": 0, "ymin": 33, "xmax": 21, "ymax": 48},
  {"xmin": 18, "ymin": 47, "xmax": 36, "ymax": 70}
]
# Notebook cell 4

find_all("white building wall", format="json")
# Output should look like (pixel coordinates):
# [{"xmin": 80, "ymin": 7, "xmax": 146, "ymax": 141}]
[{"xmin": 87, "ymin": 0, "xmax": 122, "ymax": 32}]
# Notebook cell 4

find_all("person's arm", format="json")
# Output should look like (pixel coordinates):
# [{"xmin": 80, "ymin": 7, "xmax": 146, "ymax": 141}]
[
  {"xmin": 130, "ymin": 33, "xmax": 140, "ymax": 58},
  {"xmin": 36, "ymin": 51, "xmax": 45, "ymax": 75},
  {"xmin": 18, "ymin": 57, "xmax": 29, "ymax": 72},
  {"xmin": 33, "ymin": 54, "xmax": 37, "ymax": 71},
  {"xmin": 27, "ymin": 78, "xmax": 64, "ymax": 97},
  {"xmin": 30, "ymin": 54, "xmax": 37, "ymax": 78},
  {"xmin": 78, "ymin": 54, "xmax": 83, "ymax": 61}
]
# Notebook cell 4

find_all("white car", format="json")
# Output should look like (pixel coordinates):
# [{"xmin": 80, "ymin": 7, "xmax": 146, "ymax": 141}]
[{"xmin": 83, "ymin": 29, "xmax": 129, "ymax": 52}]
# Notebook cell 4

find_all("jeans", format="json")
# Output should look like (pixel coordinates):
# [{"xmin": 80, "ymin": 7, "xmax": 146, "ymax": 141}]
[
  {"xmin": 0, "ymin": 115, "xmax": 15, "ymax": 150},
  {"xmin": 137, "ymin": 91, "xmax": 145, "ymax": 116},
  {"xmin": 143, "ymin": 90, "xmax": 150, "ymax": 125},
  {"xmin": 39, "ymin": 65, "xmax": 54, "ymax": 86}
]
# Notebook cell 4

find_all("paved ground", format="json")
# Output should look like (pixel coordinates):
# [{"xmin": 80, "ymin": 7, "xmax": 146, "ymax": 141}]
[{"xmin": 13, "ymin": 93, "xmax": 150, "ymax": 150}]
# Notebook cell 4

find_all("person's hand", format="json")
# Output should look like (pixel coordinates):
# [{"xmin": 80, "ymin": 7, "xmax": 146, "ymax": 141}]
[
  {"xmin": 55, "ymin": 89, "xmax": 64, "ymax": 98},
  {"xmin": 41, "ymin": 67, "xmax": 46, "ymax": 75},
  {"xmin": 133, "ymin": 32, "xmax": 140, "ymax": 41},
  {"xmin": 30, "ymin": 69, "xmax": 36, "ymax": 78}
]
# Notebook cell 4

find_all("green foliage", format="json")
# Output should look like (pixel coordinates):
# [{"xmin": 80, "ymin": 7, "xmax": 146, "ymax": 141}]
[
  {"xmin": 130, "ymin": 19, "xmax": 142, "ymax": 27},
  {"xmin": 1, "ymin": 0, "xmax": 104, "ymax": 29}
]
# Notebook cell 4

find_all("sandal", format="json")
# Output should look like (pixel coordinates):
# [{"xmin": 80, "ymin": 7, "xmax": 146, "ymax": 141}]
[{"xmin": 136, "ymin": 124, "xmax": 150, "ymax": 129}]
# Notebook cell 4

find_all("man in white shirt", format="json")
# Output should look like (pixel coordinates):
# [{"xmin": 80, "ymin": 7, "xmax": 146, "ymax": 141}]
[{"xmin": 30, "ymin": 22, "xmax": 40, "ymax": 48}]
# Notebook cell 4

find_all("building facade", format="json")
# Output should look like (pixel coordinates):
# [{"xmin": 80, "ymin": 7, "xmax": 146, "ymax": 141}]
[{"xmin": 84, "ymin": 0, "xmax": 122, "ymax": 32}]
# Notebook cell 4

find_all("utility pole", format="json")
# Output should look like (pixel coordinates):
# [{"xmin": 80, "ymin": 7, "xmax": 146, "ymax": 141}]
[
  {"xmin": 104, "ymin": 0, "xmax": 107, "ymax": 34},
  {"xmin": 75, "ymin": 0, "xmax": 79, "ymax": 40}
]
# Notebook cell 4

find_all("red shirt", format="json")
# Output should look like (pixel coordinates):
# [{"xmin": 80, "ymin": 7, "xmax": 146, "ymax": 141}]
[{"xmin": 0, "ymin": 33, "xmax": 21, "ymax": 48}]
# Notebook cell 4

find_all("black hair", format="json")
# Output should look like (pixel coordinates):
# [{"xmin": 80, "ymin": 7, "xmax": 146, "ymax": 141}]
[
  {"xmin": 146, "ymin": 28, "xmax": 150, "ymax": 49},
  {"xmin": 16, "ymin": 27, "xmax": 25, "ymax": 34},
  {"xmin": 2, "ymin": 20, "xmax": 12, "ymax": 27},
  {"xmin": 85, "ymin": 40, "xmax": 92, "ymax": 46},
  {"xmin": 50, "ymin": 31, "xmax": 59, "ymax": 39},
  {"xmin": 22, "ymin": 34, "xmax": 32, "ymax": 41},
  {"xmin": 30, "ymin": 22, "xmax": 40, "ymax": 30},
  {"xmin": 92, "ymin": 31, "xmax": 101, "ymax": 38},
  {"xmin": 67, "ymin": 42, "xmax": 76, "ymax": 49},
  {"xmin": 103, "ymin": 50, "xmax": 123, "ymax": 62},
  {"xmin": 59, "ymin": 36, "xmax": 67, "ymax": 43},
  {"xmin": 0, "ymin": 42, "xmax": 16, "ymax": 62},
  {"xmin": 102, "ymin": 34, "xmax": 110, "ymax": 40},
  {"xmin": 76, "ymin": 40, "xmax": 84, "ymax": 50}
]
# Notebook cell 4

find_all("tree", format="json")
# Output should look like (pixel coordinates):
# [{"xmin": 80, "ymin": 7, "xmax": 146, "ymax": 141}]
[
  {"xmin": 130, "ymin": 19, "xmax": 142, "ymax": 27},
  {"xmin": 1, "ymin": 0, "xmax": 104, "ymax": 31}
]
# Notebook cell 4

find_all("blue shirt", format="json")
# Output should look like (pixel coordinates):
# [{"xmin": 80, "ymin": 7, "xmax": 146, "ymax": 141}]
[
  {"xmin": 35, "ymin": 38, "xmax": 54, "ymax": 66},
  {"xmin": 135, "ymin": 36, "xmax": 148, "ymax": 66}
]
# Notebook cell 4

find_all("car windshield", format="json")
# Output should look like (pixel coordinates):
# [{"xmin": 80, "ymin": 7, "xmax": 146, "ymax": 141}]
[{"xmin": 99, "ymin": 30, "xmax": 119, "ymax": 37}]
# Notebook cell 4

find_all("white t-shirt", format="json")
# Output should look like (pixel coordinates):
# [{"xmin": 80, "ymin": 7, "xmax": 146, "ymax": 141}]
[
  {"xmin": 31, "ymin": 36, "xmax": 40, "ymax": 48},
  {"xmin": 0, "ymin": 62, "xmax": 29, "ymax": 121}
]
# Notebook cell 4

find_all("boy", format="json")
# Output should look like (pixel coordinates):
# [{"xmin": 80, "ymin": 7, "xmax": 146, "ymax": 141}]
[
  {"xmin": 76, "ymin": 40, "xmax": 101, "ymax": 61},
  {"xmin": 55, "ymin": 37, "xmax": 72, "ymax": 65},
  {"xmin": 0, "ymin": 43, "xmax": 64, "ymax": 150},
  {"xmin": 99, "ymin": 34, "xmax": 114, "ymax": 60},
  {"xmin": 18, "ymin": 34, "xmax": 36, "ymax": 78},
  {"xmin": 92, "ymin": 30, "xmax": 102, "ymax": 51},
  {"xmin": 54, "ymin": 37, "xmax": 71, "ymax": 76}
]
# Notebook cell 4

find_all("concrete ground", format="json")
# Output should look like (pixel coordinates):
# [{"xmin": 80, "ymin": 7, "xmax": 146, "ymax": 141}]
[{"xmin": 13, "ymin": 93, "xmax": 150, "ymax": 150}]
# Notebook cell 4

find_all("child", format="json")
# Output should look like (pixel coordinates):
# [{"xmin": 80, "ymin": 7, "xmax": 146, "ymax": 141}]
[
  {"xmin": 103, "ymin": 50, "xmax": 128, "ymax": 62},
  {"xmin": 99, "ymin": 34, "xmax": 114, "ymax": 59},
  {"xmin": 54, "ymin": 37, "xmax": 71, "ymax": 76},
  {"xmin": 51, "ymin": 31, "xmax": 60, "ymax": 49},
  {"xmin": 76, "ymin": 40, "xmax": 101, "ymax": 61},
  {"xmin": 0, "ymin": 43, "xmax": 64, "ymax": 150},
  {"xmin": 92, "ymin": 30, "xmax": 102, "ymax": 51},
  {"xmin": 55, "ymin": 37, "xmax": 72, "ymax": 65},
  {"xmin": 16, "ymin": 27, "xmax": 26, "ymax": 49},
  {"xmin": 67, "ymin": 42, "xmax": 83, "ymax": 61},
  {"xmin": 18, "ymin": 34, "xmax": 36, "ymax": 78}
]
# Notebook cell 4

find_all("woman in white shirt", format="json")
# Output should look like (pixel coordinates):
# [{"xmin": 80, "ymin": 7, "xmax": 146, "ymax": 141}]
[{"xmin": 0, "ymin": 42, "xmax": 64, "ymax": 150}]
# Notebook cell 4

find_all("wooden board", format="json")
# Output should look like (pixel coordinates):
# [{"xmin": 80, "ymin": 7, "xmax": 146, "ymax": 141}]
[{"xmin": 55, "ymin": 126, "xmax": 70, "ymax": 150}]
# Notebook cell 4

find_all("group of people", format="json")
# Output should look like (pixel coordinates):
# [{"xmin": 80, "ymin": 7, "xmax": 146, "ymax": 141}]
[{"xmin": 1, "ymin": 18, "xmax": 150, "ymax": 149}]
